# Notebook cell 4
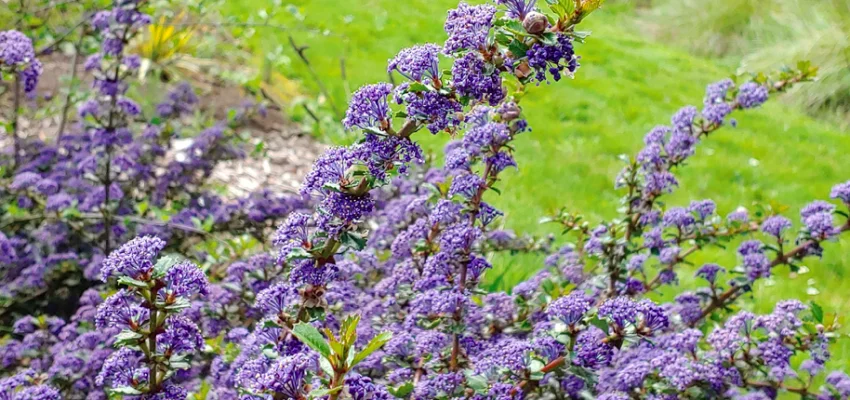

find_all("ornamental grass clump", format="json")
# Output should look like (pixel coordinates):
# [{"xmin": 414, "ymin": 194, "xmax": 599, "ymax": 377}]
[{"xmin": 1, "ymin": 0, "xmax": 849, "ymax": 399}]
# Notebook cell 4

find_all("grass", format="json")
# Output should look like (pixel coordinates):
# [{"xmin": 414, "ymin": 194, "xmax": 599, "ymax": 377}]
[
  {"xmin": 221, "ymin": 0, "xmax": 850, "ymax": 372},
  {"xmin": 641, "ymin": 0, "xmax": 850, "ymax": 128}
]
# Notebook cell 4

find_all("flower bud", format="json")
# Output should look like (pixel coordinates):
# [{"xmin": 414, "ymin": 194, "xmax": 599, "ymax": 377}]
[
  {"xmin": 514, "ymin": 62, "xmax": 532, "ymax": 79},
  {"xmin": 500, "ymin": 103, "xmax": 521, "ymax": 121},
  {"xmin": 522, "ymin": 12, "xmax": 548, "ymax": 35}
]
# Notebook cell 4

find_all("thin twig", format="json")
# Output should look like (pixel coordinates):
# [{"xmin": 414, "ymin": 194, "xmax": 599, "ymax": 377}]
[
  {"xmin": 36, "ymin": 17, "xmax": 88, "ymax": 56},
  {"xmin": 11, "ymin": 72, "xmax": 21, "ymax": 169},
  {"xmin": 692, "ymin": 220, "xmax": 850, "ymax": 326},
  {"xmin": 301, "ymin": 103, "xmax": 321, "ymax": 124},
  {"xmin": 340, "ymin": 57, "xmax": 351, "ymax": 103},
  {"xmin": 57, "ymin": 28, "xmax": 87, "ymax": 139},
  {"xmin": 287, "ymin": 35, "xmax": 341, "ymax": 117}
]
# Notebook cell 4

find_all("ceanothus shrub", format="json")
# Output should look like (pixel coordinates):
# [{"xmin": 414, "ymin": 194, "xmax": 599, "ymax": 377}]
[
  {"xmin": 2, "ymin": 0, "xmax": 850, "ymax": 399},
  {"xmin": 0, "ymin": 0, "xmax": 307, "ymax": 321}
]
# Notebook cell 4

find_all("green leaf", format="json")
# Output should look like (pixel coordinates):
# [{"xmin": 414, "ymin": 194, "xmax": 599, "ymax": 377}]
[
  {"xmin": 153, "ymin": 253, "xmax": 186, "ymax": 277},
  {"xmin": 291, "ymin": 322, "xmax": 331, "ymax": 358},
  {"xmin": 407, "ymin": 82, "xmax": 429, "ymax": 93},
  {"xmin": 307, "ymin": 306, "xmax": 326, "ymax": 321},
  {"xmin": 109, "ymin": 386, "xmax": 144, "ymax": 395},
  {"xmin": 319, "ymin": 356, "xmax": 334, "ymax": 376},
  {"xmin": 117, "ymin": 273, "xmax": 149, "ymax": 288},
  {"xmin": 351, "ymin": 331, "xmax": 392, "ymax": 367},
  {"xmin": 263, "ymin": 319, "xmax": 282, "ymax": 329},
  {"xmin": 810, "ymin": 301, "xmax": 824, "ymax": 323},
  {"xmin": 340, "ymin": 231, "xmax": 367, "ymax": 251},
  {"xmin": 163, "ymin": 297, "xmax": 191, "ymax": 312},
  {"xmin": 504, "ymin": 19, "xmax": 524, "ymax": 33},
  {"xmin": 114, "ymin": 329, "xmax": 144, "ymax": 346},
  {"xmin": 540, "ymin": 32, "xmax": 558, "ymax": 46},
  {"xmin": 465, "ymin": 373, "xmax": 489, "ymax": 393},
  {"xmin": 322, "ymin": 182, "xmax": 343, "ymax": 193},
  {"xmin": 589, "ymin": 316, "xmax": 609, "ymax": 333},
  {"xmin": 309, "ymin": 386, "xmax": 343, "ymax": 398},
  {"xmin": 507, "ymin": 40, "xmax": 529, "ymax": 58},
  {"xmin": 388, "ymin": 382, "xmax": 414, "ymax": 398},
  {"xmin": 287, "ymin": 247, "xmax": 314, "ymax": 261},
  {"xmin": 343, "ymin": 314, "xmax": 361, "ymax": 345}
]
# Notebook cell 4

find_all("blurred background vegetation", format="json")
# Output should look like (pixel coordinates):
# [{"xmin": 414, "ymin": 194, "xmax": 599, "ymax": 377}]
[{"xmin": 640, "ymin": 0, "xmax": 850, "ymax": 129}]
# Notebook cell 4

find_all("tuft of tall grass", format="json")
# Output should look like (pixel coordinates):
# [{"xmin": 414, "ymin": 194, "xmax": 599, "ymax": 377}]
[{"xmin": 643, "ymin": 0, "xmax": 850, "ymax": 128}]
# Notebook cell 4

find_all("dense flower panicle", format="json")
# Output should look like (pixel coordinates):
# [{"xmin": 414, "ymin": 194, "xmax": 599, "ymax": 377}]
[
  {"xmin": 449, "ymin": 172, "xmax": 485, "ymax": 198},
  {"xmin": 321, "ymin": 191, "xmax": 375, "ymax": 226},
  {"xmin": 761, "ymin": 215, "xmax": 792, "ymax": 239},
  {"xmin": 599, "ymin": 297, "xmax": 637, "ymax": 327},
  {"xmin": 525, "ymin": 33, "xmax": 578, "ymax": 84},
  {"xmin": 696, "ymin": 263, "xmax": 725, "ymax": 284},
  {"xmin": 100, "ymin": 235, "xmax": 166, "ymax": 281},
  {"xmin": 495, "ymin": 0, "xmax": 536, "ymax": 20},
  {"xmin": 158, "ymin": 315, "xmax": 204, "ymax": 354},
  {"xmin": 688, "ymin": 199, "xmax": 716, "ymax": 220},
  {"xmin": 737, "ymin": 240, "xmax": 771, "ymax": 281},
  {"xmin": 346, "ymin": 374, "xmax": 392, "ymax": 400},
  {"xmin": 156, "ymin": 82, "xmax": 198, "ymax": 118},
  {"xmin": 274, "ymin": 212, "xmax": 311, "ymax": 260},
  {"xmin": 702, "ymin": 94, "xmax": 735, "ymax": 125},
  {"xmin": 636, "ymin": 299, "xmax": 669, "ymax": 333},
  {"xmin": 658, "ymin": 246, "xmax": 680, "ymax": 265},
  {"xmin": 704, "ymin": 78, "xmax": 735, "ymax": 105},
  {"xmin": 801, "ymin": 200, "xmax": 835, "ymax": 219},
  {"xmin": 452, "ymin": 52, "xmax": 505, "ymax": 105},
  {"xmin": 388, "ymin": 44, "xmax": 442, "ymax": 82},
  {"xmin": 95, "ymin": 347, "xmax": 144, "ymax": 388},
  {"xmin": 12, "ymin": 384, "xmax": 61, "ymax": 400},
  {"xmin": 0, "ymin": 30, "xmax": 43, "ymax": 93},
  {"xmin": 301, "ymin": 147, "xmax": 355, "ymax": 196},
  {"xmin": 95, "ymin": 289, "xmax": 149, "ymax": 330},
  {"xmin": 736, "ymin": 82, "xmax": 769, "ymax": 109},
  {"xmin": 626, "ymin": 254, "xmax": 648, "ymax": 272},
  {"xmin": 662, "ymin": 207, "xmax": 695, "ymax": 229},
  {"xmin": 443, "ymin": 2, "xmax": 496, "ymax": 54},
  {"xmin": 803, "ymin": 210, "xmax": 838, "ymax": 239},
  {"xmin": 162, "ymin": 261, "xmax": 209, "ymax": 298},
  {"xmin": 254, "ymin": 282, "xmax": 298, "ymax": 315},
  {"xmin": 397, "ymin": 89, "xmax": 463, "ymax": 133},
  {"xmin": 644, "ymin": 171, "xmax": 679, "ymax": 194},
  {"xmin": 831, "ymin": 180, "xmax": 850, "ymax": 204},
  {"xmin": 261, "ymin": 353, "xmax": 312, "ymax": 397},
  {"xmin": 574, "ymin": 327, "xmax": 613, "ymax": 368},
  {"xmin": 10, "ymin": 171, "xmax": 42, "ymax": 190},
  {"xmin": 0, "ymin": 30, "xmax": 35, "ymax": 66},
  {"xmin": 463, "ymin": 122, "xmax": 511, "ymax": 155},
  {"xmin": 547, "ymin": 291, "xmax": 592, "ymax": 326},
  {"xmin": 343, "ymin": 83, "xmax": 394, "ymax": 130},
  {"xmin": 44, "ymin": 193, "xmax": 74, "ymax": 212}
]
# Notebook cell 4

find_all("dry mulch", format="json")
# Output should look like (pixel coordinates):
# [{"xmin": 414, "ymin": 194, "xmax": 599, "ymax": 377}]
[{"xmin": 1, "ymin": 53, "xmax": 324, "ymax": 196}]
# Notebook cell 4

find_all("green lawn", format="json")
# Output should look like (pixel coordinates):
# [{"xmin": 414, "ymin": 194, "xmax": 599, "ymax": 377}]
[{"xmin": 223, "ymin": 0, "xmax": 850, "ymax": 371}]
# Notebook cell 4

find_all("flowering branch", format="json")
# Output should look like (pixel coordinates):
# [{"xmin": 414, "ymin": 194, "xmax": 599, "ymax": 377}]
[{"xmin": 693, "ymin": 219, "xmax": 850, "ymax": 326}]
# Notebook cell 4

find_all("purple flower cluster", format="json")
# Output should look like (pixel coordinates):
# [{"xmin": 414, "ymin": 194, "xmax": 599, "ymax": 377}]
[
  {"xmin": 1, "ymin": 2, "xmax": 847, "ymax": 400},
  {"xmin": 95, "ymin": 237, "xmax": 208, "ymax": 397},
  {"xmin": 452, "ymin": 52, "xmax": 506, "ymax": 105},
  {"xmin": 443, "ymin": 2, "xmax": 496, "ymax": 54},
  {"xmin": 525, "ymin": 33, "xmax": 578, "ymax": 84},
  {"xmin": 388, "ymin": 44, "xmax": 442, "ymax": 82},
  {"xmin": 0, "ymin": 30, "xmax": 43, "ymax": 93}
]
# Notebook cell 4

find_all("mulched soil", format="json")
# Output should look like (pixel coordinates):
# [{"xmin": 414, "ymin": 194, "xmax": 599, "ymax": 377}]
[{"xmin": 1, "ymin": 53, "xmax": 324, "ymax": 196}]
